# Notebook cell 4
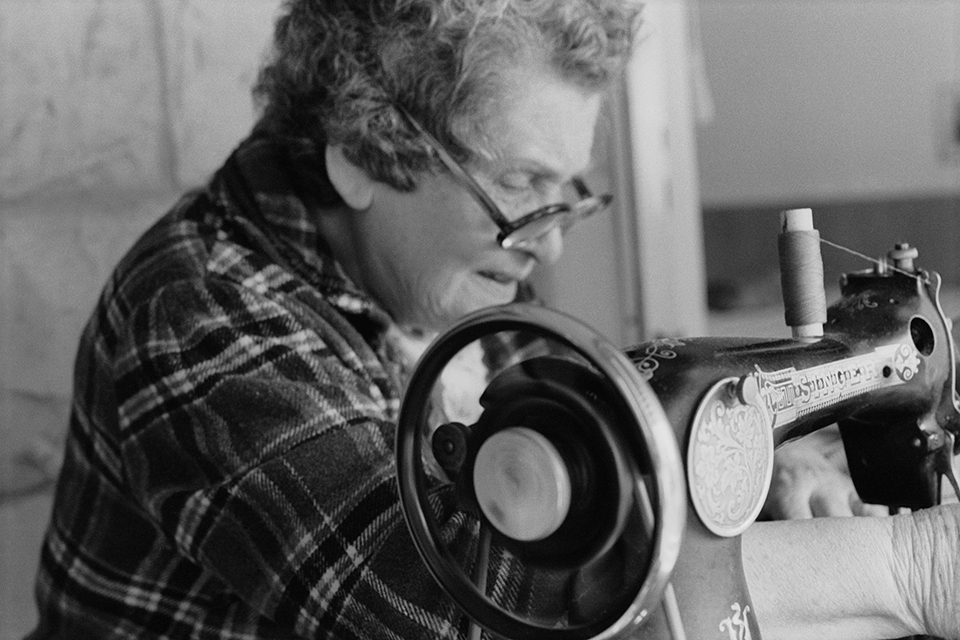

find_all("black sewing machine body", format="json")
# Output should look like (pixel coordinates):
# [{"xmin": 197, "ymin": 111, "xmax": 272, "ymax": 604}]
[
  {"xmin": 625, "ymin": 264, "xmax": 960, "ymax": 639},
  {"xmin": 396, "ymin": 242, "xmax": 960, "ymax": 640},
  {"xmin": 638, "ymin": 266, "xmax": 958, "ymax": 507}
]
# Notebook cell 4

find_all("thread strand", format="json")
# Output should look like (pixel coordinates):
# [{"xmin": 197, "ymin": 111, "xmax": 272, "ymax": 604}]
[{"xmin": 817, "ymin": 237, "xmax": 926, "ymax": 282}]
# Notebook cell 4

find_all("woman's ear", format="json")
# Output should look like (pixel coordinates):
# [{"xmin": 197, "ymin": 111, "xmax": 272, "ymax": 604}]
[{"xmin": 325, "ymin": 145, "xmax": 374, "ymax": 210}]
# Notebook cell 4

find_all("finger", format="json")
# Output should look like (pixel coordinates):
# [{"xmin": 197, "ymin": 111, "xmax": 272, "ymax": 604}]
[
  {"xmin": 851, "ymin": 498, "xmax": 890, "ymax": 518},
  {"xmin": 767, "ymin": 495, "xmax": 815, "ymax": 520},
  {"xmin": 810, "ymin": 490, "xmax": 856, "ymax": 517}
]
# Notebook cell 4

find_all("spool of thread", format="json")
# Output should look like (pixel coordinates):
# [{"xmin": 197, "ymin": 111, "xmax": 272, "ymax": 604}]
[{"xmin": 778, "ymin": 208, "xmax": 826, "ymax": 338}]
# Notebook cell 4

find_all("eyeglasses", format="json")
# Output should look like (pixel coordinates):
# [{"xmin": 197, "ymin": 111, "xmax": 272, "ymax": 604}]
[{"xmin": 398, "ymin": 107, "xmax": 613, "ymax": 250}]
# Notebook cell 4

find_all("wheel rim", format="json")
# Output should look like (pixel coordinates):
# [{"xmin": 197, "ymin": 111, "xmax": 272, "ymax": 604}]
[{"xmin": 396, "ymin": 303, "xmax": 686, "ymax": 640}]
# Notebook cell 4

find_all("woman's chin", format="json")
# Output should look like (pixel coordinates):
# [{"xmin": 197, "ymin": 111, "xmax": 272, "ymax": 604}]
[
  {"xmin": 474, "ymin": 274, "xmax": 520, "ymax": 306},
  {"xmin": 398, "ymin": 280, "xmax": 519, "ymax": 333}
]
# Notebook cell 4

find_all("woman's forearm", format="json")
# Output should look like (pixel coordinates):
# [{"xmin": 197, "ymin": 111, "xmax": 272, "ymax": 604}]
[{"xmin": 741, "ymin": 515, "xmax": 918, "ymax": 640}]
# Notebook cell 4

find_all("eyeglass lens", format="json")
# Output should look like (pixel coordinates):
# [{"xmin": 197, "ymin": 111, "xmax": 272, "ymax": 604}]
[{"xmin": 499, "ymin": 187, "xmax": 612, "ymax": 249}]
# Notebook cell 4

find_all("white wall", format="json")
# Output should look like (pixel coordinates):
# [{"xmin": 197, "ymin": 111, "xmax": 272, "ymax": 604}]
[
  {"xmin": 697, "ymin": 0, "xmax": 960, "ymax": 207},
  {"xmin": 0, "ymin": 2, "xmax": 281, "ymax": 636},
  {"xmin": 543, "ymin": 0, "xmax": 708, "ymax": 344}
]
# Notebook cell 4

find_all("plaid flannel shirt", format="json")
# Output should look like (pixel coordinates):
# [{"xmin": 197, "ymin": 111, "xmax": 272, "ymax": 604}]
[{"xmin": 30, "ymin": 134, "xmax": 474, "ymax": 639}]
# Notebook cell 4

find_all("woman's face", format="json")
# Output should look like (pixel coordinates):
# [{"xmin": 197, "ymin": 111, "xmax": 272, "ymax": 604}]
[{"xmin": 344, "ymin": 64, "xmax": 602, "ymax": 333}]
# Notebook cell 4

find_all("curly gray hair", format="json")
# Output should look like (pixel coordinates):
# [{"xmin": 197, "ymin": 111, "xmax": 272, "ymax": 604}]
[{"xmin": 254, "ymin": 0, "xmax": 642, "ymax": 191}]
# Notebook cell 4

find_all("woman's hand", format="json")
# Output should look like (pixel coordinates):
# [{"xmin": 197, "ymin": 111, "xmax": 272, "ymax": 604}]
[{"xmin": 763, "ymin": 425, "xmax": 888, "ymax": 519}]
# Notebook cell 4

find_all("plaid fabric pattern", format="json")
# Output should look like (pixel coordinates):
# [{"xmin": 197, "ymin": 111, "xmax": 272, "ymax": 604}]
[{"xmin": 29, "ymin": 136, "xmax": 473, "ymax": 639}]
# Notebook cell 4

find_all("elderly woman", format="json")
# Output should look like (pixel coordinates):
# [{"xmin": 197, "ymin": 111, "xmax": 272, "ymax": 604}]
[{"xmin": 28, "ymin": 1, "xmax": 960, "ymax": 639}]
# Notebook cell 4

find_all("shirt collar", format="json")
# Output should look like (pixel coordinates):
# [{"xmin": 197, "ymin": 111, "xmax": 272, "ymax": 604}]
[{"xmin": 211, "ymin": 132, "xmax": 394, "ymax": 338}]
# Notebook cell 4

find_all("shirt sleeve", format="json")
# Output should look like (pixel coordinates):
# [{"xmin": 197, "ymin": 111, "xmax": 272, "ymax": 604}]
[{"xmin": 113, "ymin": 276, "xmax": 469, "ymax": 638}]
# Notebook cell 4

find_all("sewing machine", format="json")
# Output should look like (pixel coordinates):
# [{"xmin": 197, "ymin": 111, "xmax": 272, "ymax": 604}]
[{"xmin": 395, "ymin": 209, "xmax": 960, "ymax": 639}]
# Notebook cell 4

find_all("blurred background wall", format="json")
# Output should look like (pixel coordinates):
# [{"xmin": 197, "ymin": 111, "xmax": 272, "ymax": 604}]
[
  {"xmin": 696, "ymin": 1, "xmax": 960, "ymax": 314},
  {"xmin": 0, "ymin": 2, "xmax": 282, "ymax": 635}
]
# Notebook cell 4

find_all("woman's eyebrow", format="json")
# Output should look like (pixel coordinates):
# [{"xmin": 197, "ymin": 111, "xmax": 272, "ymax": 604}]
[
  {"xmin": 495, "ymin": 157, "xmax": 592, "ymax": 184},
  {"xmin": 482, "ymin": 137, "xmax": 596, "ymax": 181}
]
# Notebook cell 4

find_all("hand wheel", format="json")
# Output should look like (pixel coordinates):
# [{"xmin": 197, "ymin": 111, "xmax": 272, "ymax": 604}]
[{"xmin": 396, "ymin": 304, "xmax": 685, "ymax": 640}]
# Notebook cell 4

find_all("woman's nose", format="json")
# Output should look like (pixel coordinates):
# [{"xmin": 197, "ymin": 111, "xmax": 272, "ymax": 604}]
[{"xmin": 523, "ymin": 226, "xmax": 564, "ymax": 265}]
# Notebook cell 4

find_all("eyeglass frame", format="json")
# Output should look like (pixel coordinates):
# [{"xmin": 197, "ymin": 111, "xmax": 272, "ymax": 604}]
[{"xmin": 396, "ymin": 106, "xmax": 613, "ymax": 250}]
